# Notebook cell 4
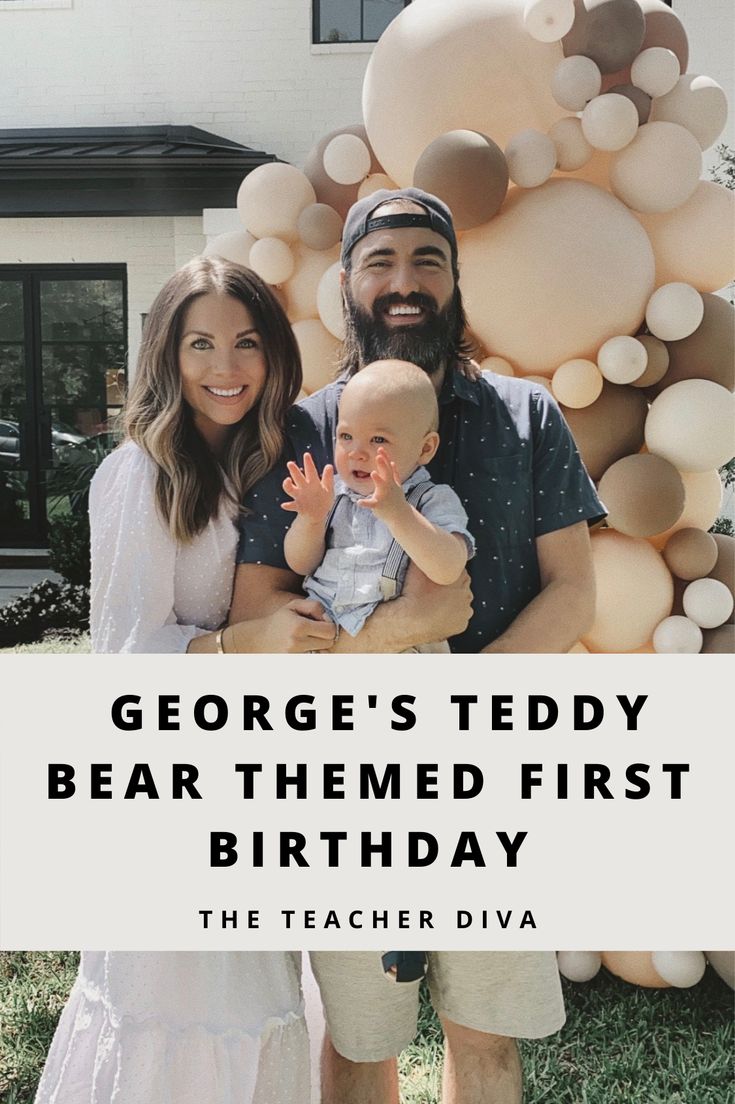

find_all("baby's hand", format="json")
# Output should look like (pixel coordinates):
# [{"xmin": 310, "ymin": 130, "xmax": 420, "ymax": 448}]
[
  {"xmin": 357, "ymin": 448, "xmax": 407, "ymax": 522},
  {"xmin": 282, "ymin": 452, "xmax": 335, "ymax": 522}
]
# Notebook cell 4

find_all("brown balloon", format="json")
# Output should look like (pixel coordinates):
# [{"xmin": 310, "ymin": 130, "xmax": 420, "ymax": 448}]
[
  {"xmin": 701, "ymin": 623, "xmax": 735, "ymax": 653},
  {"xmin": 598, "ymin": 453, "xmax": 685, "ymax": 537},
  {"xmin": 606, "ymin": 84, "xmax": 652, "ymax": 124},
  {"xmin": 639, "ymin": 0, "xmax": 689, "ymax": 73},
  {"xmin": 563, "ymin": 0, "xmax": 645, "ymax": 75},
  {"xmin": 561, "ymin": 382, "xmax": 648, "ymax": 481},
  {"xmin": 651, "ymin": 295, "xmax": 735, "ymax": 397},
  {"xmin": 297, "ymin": 203, "xmax": 344, "ymax": 251},
  {"xmin": 304, "ymin": 124, "xmax": 385, "ymax": 220},
  {"xmin": 632, "ymin": 334, "xmax": 669, "ymax": 388},
  {"xmin": 663, "ymin": 528, "xmax": 719, "ymax": 581},
  {"xmin": 413, "ymin": 130, "xmax": 508, "ymax": 231},
  {"xmin": 708, "ymin": 534, "xmax": 735, "ymax": 624}
]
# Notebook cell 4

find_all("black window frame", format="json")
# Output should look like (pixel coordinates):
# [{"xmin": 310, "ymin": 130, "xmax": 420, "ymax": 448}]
[{"xmin": 313, "ymin": 0, "xmax": 411, "ymax": 45}]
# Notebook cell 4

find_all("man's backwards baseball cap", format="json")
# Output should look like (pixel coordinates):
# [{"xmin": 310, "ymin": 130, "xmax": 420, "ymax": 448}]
[{"xmin": 340, "ymin": 187, "xmax": 458, "ymax": 268}]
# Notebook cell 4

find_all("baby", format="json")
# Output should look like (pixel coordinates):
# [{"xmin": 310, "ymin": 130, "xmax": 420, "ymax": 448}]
[{"xmin": 282, "ymin": 359, "xmax": 475, "ymax": 647}]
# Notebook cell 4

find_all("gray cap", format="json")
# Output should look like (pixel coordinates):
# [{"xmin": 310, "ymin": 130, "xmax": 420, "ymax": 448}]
[{"xmin": 340, "ymin": 187, "xmax": 458, "ymax": 268}]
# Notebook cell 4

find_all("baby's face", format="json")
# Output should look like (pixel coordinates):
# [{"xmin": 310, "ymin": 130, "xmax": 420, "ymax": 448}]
[{"xmin": 335, "ymin": 390, "xmax": 432, "ymax": 495}]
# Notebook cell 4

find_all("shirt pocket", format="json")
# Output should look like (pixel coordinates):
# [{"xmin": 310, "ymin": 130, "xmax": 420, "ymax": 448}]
[{"xmin": 461, "ymin": 453, "xmax": 534, "ymax": 550}]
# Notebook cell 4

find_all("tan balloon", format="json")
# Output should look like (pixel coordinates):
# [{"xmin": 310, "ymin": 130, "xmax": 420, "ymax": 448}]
[
  {"xmin": 583, "ymin": 531, "xmax": 673, "ymax": 652},
  {"xmin": 317, "ymin": 262, "xmax": 346, "ymax": 341},
  {"xmin": 653, "ymin": 294, "xmax": 734, "ymax": 396},
  {"xmin": 609, "ymin": 121, "xmax": 701, "ymax": 214},
  {"xmin": 663, "ymin": 528, "xmax": 718, "ymax": 581},
  {"xmin": 283, "ymin": 243, "xmax": 340, "ymax": 324},
  {"xmin": 635, "ymin": 182, "xmax": 735, "ymax": 293},
  {"xmin": 645, "ymin": 380, "xmax": 735, "ymax": 473},
  {"xmin": 631, "ymin": 334, "xmax": 668, "ymax": 388},
  {"xmin": 459, "ymin": 180, "xmax": 654, "ymax": 375},
  {"xmin": 708, "ymin": 535, "xmax": 735, "ymax": 625},
  {"xmin": 413, "ymin": 130, "xmax": 509, "ymax": 229},
  {"xmin": 201, "ymin": 229, "xmax": 256, "ymax": 266},
  {"xmin": 562, "ymin": 0, "xmax": 645, "ymax": 74},
  {"xmin": 481, "ymin": 356, "xmax": 515, "ymax": 377},
  {"xmin": 649, "ymin": 469, "xmax": 723, "ymax": 550},
  {"xmin": 552, "ymin": 359, "xmax": 603, "ymax": 407},
  {"xmin": 552, "ymin": 55, "xmax": 602, "ymax": 111},
  {"xmin": 581, "ymin": 93, "xmax": 639, "ymax": 151},
  {"xmin": 237, "ymin": 163, "xmax": 316, "ymax": 241},
  {"xmin": 549, "ymin": 117, "xmax": 593, "ymax": 171},
  {"xmin": 651, "ymin": 75, "xmax": 728, "ymax": 151},
  {"xmin": 701, "ymin": 624, "xmax": 735, "ymax": 654},
  {"xmin": 562, "ymin": 382, "xmax": 648, "ymax": 480},
  {"xmin": 248, "ymin": 237, "xmax": 295, "ymax": 286},
  {"xmin": 598, "ymin": 453, "xmax": 685, "ymax": 537},
  {"xmin": 505, "ymin": 129, "xmax": 557, "ymax": 188},
  {"xmin": 357, "ymin": 173, "xmax": 399, "ymax": 199},
  {"xmin": 304, "ymin": 124, "xmax": 385, "ymax": 220},
  {"xmin": 297, "ymin": 204, "xmax": 343, "ymax": 252},
  {"xmin": 363, "ymin": 0, "xmax": 566, "ymax": 187},
  {"xmin": 291, "ymin": 320, "xmax": 341, "ymax": 395}
]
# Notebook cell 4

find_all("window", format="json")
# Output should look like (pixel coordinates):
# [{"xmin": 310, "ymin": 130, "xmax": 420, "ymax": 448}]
[{"xmin": 313, "ymin": 0, "xmax": 410, "ymax": 44}]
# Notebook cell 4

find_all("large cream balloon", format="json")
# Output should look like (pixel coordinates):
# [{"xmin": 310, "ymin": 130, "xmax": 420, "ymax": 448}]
[
  {"xmin": 609, "ymin": 121, "xmax": 702, "ymax": 214},
  {"xmin": 583, "ymin": 531, "xmax": 673, "ymax": 652},
  {"xmin": 317, "ymin": 262, "xmax": 346, "ymax": 341},
  {"xmin": 459, "ymin": 180, "xmax": 654, "ymax": 375},
  {"xmin": 202, "ymin": 229, "xmax": 256, "ymax": 266},
  {"xmin": 237, "ymin": 163, "xmax": 316, "ymax": 242},
  {"xmin": 645, "ymin": 380, "xmax": 735, "ymax": 473},
  {"xmin": 651, "ymin": 75, "xmax": 728, "ymax": 151},
  {"xmin": 283, "ymin": 243, "xmax": 340, "ymax": 323},
  {"xmin": 291, "ymin": 320, "xmax": 341, "ymax": 395},
  {"xmin": 363, "ymin": 0, "xmax": 566, "ymax": 187},
  {"xmin": 635, "ymin": 182, "xmax": 735, "ymax": 293}
]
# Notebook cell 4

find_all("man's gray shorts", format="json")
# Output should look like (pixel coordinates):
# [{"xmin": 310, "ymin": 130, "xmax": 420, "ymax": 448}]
[{"xmin": 310, "ymin": 951, "xmax": 565, "ymax": 1062}]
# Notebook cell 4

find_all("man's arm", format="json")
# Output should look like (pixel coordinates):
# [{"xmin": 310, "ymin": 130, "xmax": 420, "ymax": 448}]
[{"xmin": 483, "ymin": 521, "xmax": 596, "ymax": 654}]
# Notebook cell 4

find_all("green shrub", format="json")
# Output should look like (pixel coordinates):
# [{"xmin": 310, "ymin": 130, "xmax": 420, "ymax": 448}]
[
  {"xmin": 48, "ymin": 512, "xmax": 91, "ymax": 587},
  {"xmin": 0, "ymin": 580, "xmax": 89, "ymax": 647}
]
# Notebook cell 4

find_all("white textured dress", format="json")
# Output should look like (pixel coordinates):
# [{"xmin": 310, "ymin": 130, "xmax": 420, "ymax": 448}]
[{"xmin": 35, "ymin": 442, "xmax": 312, "ymax": 1104}]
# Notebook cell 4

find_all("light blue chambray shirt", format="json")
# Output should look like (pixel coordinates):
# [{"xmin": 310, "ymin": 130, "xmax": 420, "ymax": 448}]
[{"xmin": 304, "ymin": 465, "xmax": 475, "ymax": 636}]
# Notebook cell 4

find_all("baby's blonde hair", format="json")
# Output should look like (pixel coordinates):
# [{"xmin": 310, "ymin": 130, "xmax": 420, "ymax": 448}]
[{"xmin": 342, "ymin": 359, "xmax": 439, "ymax": 432}]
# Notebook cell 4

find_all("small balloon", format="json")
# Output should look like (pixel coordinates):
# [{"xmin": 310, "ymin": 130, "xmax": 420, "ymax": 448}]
[
  {"xmin": 597, "ymin": 335, "xmax": 648, "ymax": 384},
  {"xmin": 552, "ymin": 55, "xmax": 602, "ymax": 111},
  {"xmin": 552, "ymin": 359, "xmax": 603, "ymax": 407},
  {"xmin": 705, "ymin": 952, "xmax": 735, "ymax": 989},
  {"xmin": 650, "ymin": 469, "xmax": 723, "ymax": 548},
  {"xmin": 291, "ymin": 319, "xmax": 341, "ymax": 395},
  {"xmin": 562, "ymin": 382, "xmax": 648, "ymax": 481},
  {"xmin": 630, "ymin": 47, "xmax": 680, "ymax": 99},
  {"xmin": 605, "ymin": 83, "xmax": 652, "ymax": 124},
  {"xmin": 582, "ymin": 93, "xmax": 639, "ymax": 151},
  {"xmin": 248, "ymin": 237, "xmax": 295, "ymax": 286},
  {"xmin": 549, "ymin": 117, "xmax": 594, "ymax": 171},
  {"xmin": 645, "ymin": 283, "xmax": 703, "ymax": 342},
  {"xmin": 505, "ymin": 129, "xmax": 557, "ymax": 188},
  {"xmin": 557, "ymin": 951, "xmax": 602, "ymax": 982},
  {"xmin": 682, "ymin": 578, "xmax": 734, "ymax": 630},
  {"xmin": 652, "ymin": 951, "xmax": 706, "ymax": 988},
  {"xmin": 297, "ymin": 204, "xmax": 343, "ymax": 252},
  {"xmin": 323, "ymin": 134, "xmax": 372, "ymax": 186},
  {"xmin": 202, "ymin": 229, "xmax": 256, "ymax": 266},
  {"xmin": 598, "ymin": 453, "xmax": 684, "ymax": 537},
  {"xmin": 237, "ymin": 163, "xmax": 316, "ymax": 241},
  {"xmin": 652, "ymin": 615, "xmax": 703, "ymax": 654},
  {"xmin": 524, "ymin": 0, "xmax": 576, "ymax": 42},
  {"xmin": 304, "ymin": 124, "xmax": 384, "ymax": 218},
  {"xmin": 663, "ymin": 528, "xmax": 718, "ymax": 581},
  {"xmin": 631, "ymin": 334, "xmax": 668, "ymax": 388}
]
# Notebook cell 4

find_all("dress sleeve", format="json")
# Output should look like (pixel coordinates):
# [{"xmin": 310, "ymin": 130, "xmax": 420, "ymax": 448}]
[{"xmin": 89, "ymin": 444, "xmax": 209, "ymax": 653}]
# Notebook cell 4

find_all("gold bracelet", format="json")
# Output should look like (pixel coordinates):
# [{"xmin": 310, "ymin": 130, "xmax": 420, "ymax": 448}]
[{"xmin": 215, "ymin": 627, "xmax": 227, "ymax": 654}]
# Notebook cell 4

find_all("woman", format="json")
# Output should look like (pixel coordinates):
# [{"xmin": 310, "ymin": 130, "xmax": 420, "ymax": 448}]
[{"xmin": 35, "ymin": 257, "xmax": 330, "ymax": 1104}]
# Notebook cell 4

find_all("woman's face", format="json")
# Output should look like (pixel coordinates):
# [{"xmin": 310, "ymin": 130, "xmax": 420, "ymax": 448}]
[{"xmin": 178, "ymin": 292, "xmax": 267, "ymax": 449}]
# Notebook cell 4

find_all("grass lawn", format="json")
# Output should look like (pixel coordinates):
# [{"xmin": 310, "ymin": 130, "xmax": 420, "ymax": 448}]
[
  {"xmin": 1, "ymin": 953, "xmax": 732, "ymax": 1103},
  {"xmin": 0, "ymin": 634, "xmax": 90, "ymax": 655}
]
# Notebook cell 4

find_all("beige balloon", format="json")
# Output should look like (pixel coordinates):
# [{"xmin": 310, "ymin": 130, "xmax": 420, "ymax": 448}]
[
  {"xmin": 357, "ymin": 173, "xmax": 399, "ymax": 199},
  {"xmin": 201, "ymin": 229, "xmax": 256, "ymax": 266},
  {"xmin": 523, "ymin": 0, "xmax": 575, "ymax": 43},
  {"xmin": 652, "ymin": 615, "xmax": 703, "ymax": 654},
  {"xmin": 237, "ymin": 163, "xmax": 316, "ymax": 241},
  {"xmin": 645, "ymin": 283, "xmax": 703, "ymax": 342},
  {"xmin": 297, "ymin": 204, "xmax": 343, "ymax": 252},
  {"xmin": 609, "ymin": 121, "xmax": 702, "ymax": 214},
  {"xmin": 663, "ymin": 528, "xmax": 718, "ymax": 581},
  {"xmin": 598, "ymin": 453, "xmax": 685, "ymax": 537},
  {"xmin": 459, "ymin": 180, "xmax": 654, "ymax": 375},
  {"xmin": 630, "ymin": 47, "xmax": 680, "ymax": 99},
  {"xmin": 597, "ymin": 335, "xmax": 648, "ymax": 384},
  {"xmin": 283, "ymin": 243, "xmax": 340, "ymax": 324},
  {"xmin": 549, "ymin": 117, "xmax": 593, "ymax": 171},
  {"xmin": 480, "ymin": 356, "xmax": 515, "ymax": 377},
  {"xmin": 304, "ymin": 124, "xmax": 385, "ymax": 219},
  {"xmin": 630, "ymin": 334, "xmax": 668, "ymax": 388},
  {"xmin": 552, "ymin": 54, "xmax": 602, "ymax": 112},
  {"xmin": 645, "ymin": 380, "xmax": 735, "ymax": 473},
  {"xmin": 505, "ymin": 129, "xmax": 557, "ymax": 187},
  {"xmin": 248, "ymin": 237, "xmax": 295, "ymax": 286},
  {"xmin": 552, "ymin": 359, "xmax": 603, "ymax": 407},
  {"xmin": 635, "ymin": 181, "xmax": 735, "ymax": 293},
  {"xmin": 651, "ymin": 74, "xmax": 728, "ymax": 151},
  {"xmin": 323, "ymin": 134, "xmax": 372, "ymax": 186},
  {"xmin": 604, "ymin": 83, "xmax": 652, "ymax": 125},
  {"xmin": 649, "ymin": 469, "xmax": 722, "ymax": 548},
  {"xmin": 291, "ymin": 320, "xmax": 341, "ymax": 395},
  {"xmin": 362, "ymin": 0, "xmax": 567, "ymax": 187},
  {"xmin": 582, "ymin": 530, "xmax": 673, "ymax": 652},
  {"xmin": 683, "ymin": 578, "xmax": 734, "ymax": 629},
  {"xmin": 581, "ymin": 93, "xmax": 639, "ymax": 151},
  {"xmin": 317, "ymin": 262, "xmax": 346, "ymax": 341}
]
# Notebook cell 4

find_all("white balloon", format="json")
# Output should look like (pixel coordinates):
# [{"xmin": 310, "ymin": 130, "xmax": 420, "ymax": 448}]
[
  {"xmin": 248, "ymin": 237, "xmax": 295, "ymax": 286},
  {"xmin": 597, "ymin": 336, "xmax": 648, "ymax": 384},
  {"xmin": 645, "ymin": 380, "xmax": 735, "ymax": 473},
  {"xmin": 323, "ymin": 134, "xmax": 372, "ymax": 186},
  {"xmin": 582, "ymin": 94, "xmax": 640, "ymax": 152},
  {"xmin": 557, "ymin": 951, "xmax": 602, "ymax": 983},
  {"xmin": 652, "ymin": 616, "xmax": 703, "ymax": 654},
  {"xmin": 505, "ymin": 129, "xmax": 557, "ymax": 188},
  {"xmin": 523, "ymin": 0, "xmax": 575, "ymax": 43},
  {"xmin": 551, "ymin": 55, "xmax": 602, "ymax": 112},
  {"xmin": 651, "ymin": 951, "xmax": 706, "ymax": 988},
  {"xmin": 317, "ymin": 262, "xmax": 346, "ymax": 341},
  {"xmin": 549, "ymin": 117, "xmax": 593, "ymax": 171},
  {"xmin": 645, "ymin": 283, "xmax": 704, "ymax": 341},
  {"xmin": 682, "ymin": 578, "xmax": 734, "ymax": 629},
  {"xmin": 630, "ymin": 48, "xmax": 680, "ymax": 99}
]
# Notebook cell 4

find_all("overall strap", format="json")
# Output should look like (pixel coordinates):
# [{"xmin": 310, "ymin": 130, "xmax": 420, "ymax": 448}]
[
  {"xmin": 324, "ymin": 493, "xmax": 348, "ymax": 542},
  {"xmin": 380, "ymin": 480, "xmax": 435, "ymax": 600}
]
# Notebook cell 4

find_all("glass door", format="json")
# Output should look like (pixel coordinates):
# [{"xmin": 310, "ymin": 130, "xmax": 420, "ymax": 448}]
[{"xmin": 0, "ymin": 277, "xmax": 35, "ymax": 544}]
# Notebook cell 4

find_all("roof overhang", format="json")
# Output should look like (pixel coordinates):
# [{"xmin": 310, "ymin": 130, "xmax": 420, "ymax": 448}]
[{"xmin": 0, "ymin": 126, "xmax": 278, "ymax": 217}]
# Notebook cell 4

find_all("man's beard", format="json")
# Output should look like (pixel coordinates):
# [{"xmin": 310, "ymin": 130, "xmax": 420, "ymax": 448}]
[{"xmin": 344, "ymin": 288, "xmax": 459, "ymax": 378}]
